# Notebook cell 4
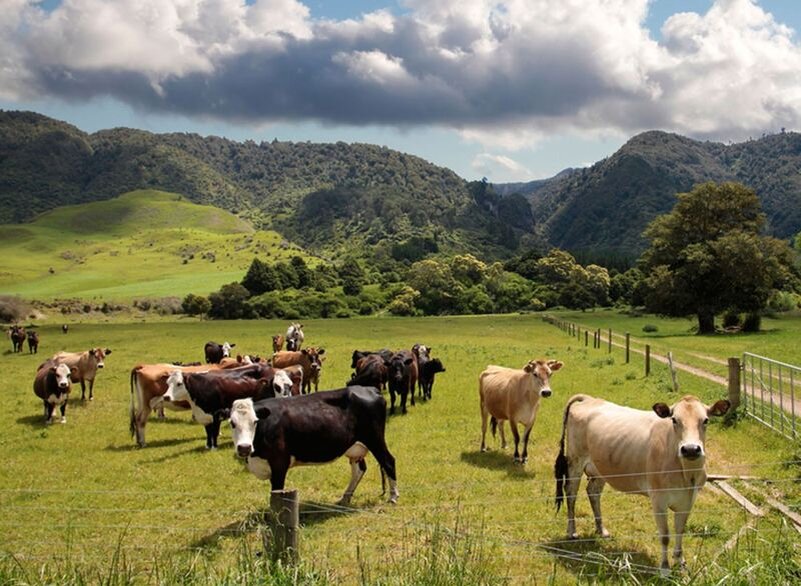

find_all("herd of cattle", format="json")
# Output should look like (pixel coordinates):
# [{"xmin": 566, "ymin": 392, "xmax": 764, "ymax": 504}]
[{"xmin": 12, "ymin": 320, "xmax": 733, "ymax": 574}]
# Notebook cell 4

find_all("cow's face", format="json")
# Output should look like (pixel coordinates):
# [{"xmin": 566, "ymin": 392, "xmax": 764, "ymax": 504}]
[
  {"xmin": 303, "ymin": 348, "xmax": 325, "ymax": 375},
  {"xmin": 163, "ymin": 370, "xmax": 189, "ymax": 403},
  {"xmin": 52, "ymin": 363, "xmax": 73, "ymax": 390},
  {"xmin": 221, "ymin": 342, "xmax": 235, "ymax": 358},
  {"xmin": 90, "ymin": 347, "xmax": 110, "ymax": 368},
  {"xmin": 273, "ymin": 370, "xmax": 293, "ymax": 398},
  {"xmin": 229, "ymin": 398, "xmax": 259, "ymax": 458},
  {"xmin": 653, "ymin": 396, "xmax": 730, "ymax": 462},
  {"xmin": 429, "ymin": 358, "xmax": 446, "ymax": 374},
  {"xmin": 523, "ymin": 359, "xmax": 563, "ymax": 398},
  {"xmin": 390, "ymin": 355, "xmax": 413, "ymax": 381},
  {"xmin": 351, "ymin": 351, "xmax": 365, "ymax": 369}
]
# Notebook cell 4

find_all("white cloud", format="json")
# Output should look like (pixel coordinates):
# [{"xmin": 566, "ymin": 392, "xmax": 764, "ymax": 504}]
[
  {"xmin": 2, "ymin": 0, "xmax": 801, "ymax": 147},
  {"xmin": 471, "ymin": 152, "xmax": 535, "ymax": 181}
]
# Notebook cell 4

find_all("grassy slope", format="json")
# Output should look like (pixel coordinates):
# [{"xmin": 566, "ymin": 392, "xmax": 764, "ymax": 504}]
[
  {"xmin": 0, "ymin": 190, "xmax": 309, "ymax": 300},
  {"xmin": 1, "ymin": 315, "xmax": 798, "ymax": 584}
]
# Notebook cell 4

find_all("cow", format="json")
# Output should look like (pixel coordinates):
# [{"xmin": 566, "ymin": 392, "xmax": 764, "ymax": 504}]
[
  {"xmin": 272, "ymin": 348, "xmax": 325, "ymax": 394},
  {"xmin": 62, "ymin": 324, "xmax": 68, "ymax": 334},
  {"xmin": 479, "ymin": 359, "xmax": 563, "ymax": 463},
  {"xmin": 419, "ymin": 358, "xmax": 446, "ymax": 400},
  {"xmin": 222, "ymin": 386, "xmax": 399, "ymax": 505},
  {"xmin": 272, "ymin": 334, "xmax": 285, "ymax": 353},
  {"xmin": 52, "ymin": 347, "xmax": 111, "ymax": 401},
  {"xmin": 412, "ymin": 344, "xmax": 431, "ymax": 399},
  {"xmin": 387, "ymin": 350, "xmax": 418, "ymax": 415},
  {"xmin": 27, "ymin": 330, "xmax": 39, "ymax": 354},
  {"xmin": 204, "ymin": 341, "xmax": 235, "ymax": 364},
  {"xmin": 285, "ymin": 323, "xmax": 304, "ymax": 351},
  {"xmin": 275, "ymin": 365, "xmax": 303, "ymax": 397},
  {"xmin": 347, "ymin": 353, "xmax": 389, "ymax": 390},
  {"xmin": 130, "ymin": 362, "xmax": 227, "ymax": 447},
  {"xmin": 162, "ymin": 363, "xmax": 276, "ymax": 449},
  {"xmin": 10, "ymin": 325, "xmax": 25, "ymax": 353},
  {"xmin": 554, "ymin": 394, "xmax": 730, "ymax": 575},
  {"xmin": 350, "ymin": 349, "xmax": 393, "ymax": 370},
  {"xmin": 33, "ymin": 360, "xmax": 75, "ymax": 424}
]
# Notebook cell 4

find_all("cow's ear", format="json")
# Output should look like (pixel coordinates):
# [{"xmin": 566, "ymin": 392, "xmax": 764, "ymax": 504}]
[
  {"xmin": 318, "ymin": 348, "xmax": 325, "ymax": 355},
  {"xmin": 216, "ymin": 408, "xmax": 231, "ymax": 421},
  {"xmin": 708, "ymin": 399, "xmax": 731, "ymax": 417},
  {"xmin": 253, "ymin": 404, "xmax": 271, "ymax": 419},
  {"xmin": 301, "ymin": 349, "xmax": 308, "ymax": 355},
  {"xmin": 404, "ymin": 357, "xmax": 414, "ymax": 366},
  {"xmin": 230, "ymin": 343, "xmax": 236, "ymax": 348},
  {"xmin": 652, "ymin": 403, "xmax": 672, "ymax": 418},
  {"xmin": 523, "ymin": 362, "xmax": 536, "ymax": 373},
  {"xmin": 104, "ymin": 348, "xmax": 112, "ymax": 355},
  {"xmin": 70, "ymin": 366, "xmax": 80, "ymax": 376},
  {"xmin": 547, "ymin": 360, "xmax": 563, "ymax": 372}
]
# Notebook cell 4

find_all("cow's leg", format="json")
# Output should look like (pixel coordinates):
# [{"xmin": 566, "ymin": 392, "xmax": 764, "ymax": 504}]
[
  {"xmin": 338, "ymin": 459, "xmax": 367, "ymax": 506},
  {"xmin": 59, "ymin": 402, "xmax": 67, "ymax": 424},
  {"xmin": 79, "ymin": 380, "xmax": 86, "ymax": 401},
  {"xmin": 389, "ymin": 387, "xmax": 397, "ymax": 415},
  {"xmin": 565, "ymin": 461, "xmax": 584, "ymax": 539},
  {"xmin": 400, "ymin": 388, "xmax": 408, "ymax": 414},
  {"xmin": 136, "ymin": 405, "xmax": 149, "ymax": 447},
  {"xmin": 42, "ymin": 400, "xmax": 51, "ymax": 423},
  {"xmin": 87, "ymin": 378, "xmax": 94, "ymax": 401},
  {"xmin": 509, "ymin": 420, "xmax": 522, "ymax": 462},
  {"xmin": 520, "ymin": 424, "xmax": 535, "ymax": 463},
  {"xmin": 268, "ymin": 457, "xmax": 290, "ymax": 491},
  {"xmin": 586, "ymin": 475, "xmax": 609, "ymax": 537},
  {"xmin": 367, "ymin": 440, "xmax": 399, "ymax": 504},
  {"xmin": 409, "ymin": 381, "xmax": 415, "ymax": 407},
  {"xmin": 480, "ymin": 399, "xmax": 489, "ymax": 451},
  {"xmin": 672, "ymin": 505, "xmax": 692, "ymax": 570},
  {"xmin": 652, "ymin": 500, "xmax": 671, "ymax": 575},
  {"xmin": 204, "ymin": 421, "xmax": 220, "ymax": 449}
]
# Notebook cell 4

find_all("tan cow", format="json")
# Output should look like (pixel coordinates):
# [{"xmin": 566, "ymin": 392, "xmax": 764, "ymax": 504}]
[
  {"xmin": 52, "ymin": 348, "xmax": 111, "ymax": 401},
  {"xmin": 479, "ymin": 359, "xmax": 563, "ymax": 463},
  {"xmin": 272, "ymin": 348, "xmax": 325, "ymax": 393},
  {"xmin": 272, "ymin": 334, "xmax": 285, "ymax": 353},
  {"xmin": 554, "ymin": 394, "xmax": 730, "ymax": 575}
]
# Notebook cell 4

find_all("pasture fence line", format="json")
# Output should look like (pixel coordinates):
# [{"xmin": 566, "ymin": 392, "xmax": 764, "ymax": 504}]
[{"xmin": 742, "ymin": 352, "xmax": 801, "ymax": 441}]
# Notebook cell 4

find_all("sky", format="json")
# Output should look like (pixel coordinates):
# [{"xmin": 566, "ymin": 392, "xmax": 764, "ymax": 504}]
[{"xmin": 2, "ymin": 0, "xmax": 801, "ymax": 182}]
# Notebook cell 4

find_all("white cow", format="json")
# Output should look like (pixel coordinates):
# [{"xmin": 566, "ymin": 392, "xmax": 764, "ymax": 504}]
[{"xmin": 554, "ymin": 394, "xmax": 730, "ymax": 574}]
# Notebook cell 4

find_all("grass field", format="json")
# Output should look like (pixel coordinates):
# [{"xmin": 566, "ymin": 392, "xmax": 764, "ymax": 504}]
[
  {"xmin": 0, "ymin": 190, "xmax": 312, "ymax": 301},
  {"xmin": 1, "ymin": 314, "xmax": 800, "ymax": 584}
]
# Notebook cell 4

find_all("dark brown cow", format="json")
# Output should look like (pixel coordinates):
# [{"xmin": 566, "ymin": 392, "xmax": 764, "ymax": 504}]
[
  {"xmin": 272, "ymin": 348, "xmax": 325, "ymax": 394},
  {"xmin": 204, "ymin": 341, "xmax": 235, "ymax": 364},
  {"xmin": 27, "ymin": 330, "xmax": 39, "ymax": 354},
  {"xmin": 347, "ymin": 354, "xmax": 388, "ymax": 390},
  {"xmin": 387, "ymin": 350, "xmax": 418, "ymax": 414},
  {"xmin": 10, "ymin": 326, "xmax": 25, "ymax": 353},
  {"xmin": 52, "ymin": 348, "xmax": 111, "ymax": 401}
]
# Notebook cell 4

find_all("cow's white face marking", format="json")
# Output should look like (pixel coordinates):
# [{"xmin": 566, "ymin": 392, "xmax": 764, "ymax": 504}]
[
  {"xmin": 222, "ymin": 342, "xmax": 233, "ymax": 358},
  {"xmin": 53, "ymin": 363, "xmax": 72, "ymax": 389},
  {"xmin": 230, "ymin": 398, "xmax": 259, "ymax": 458},
  {"xmin": 273, "ymin": 370, "xmax": 293, "ymax": 398},
  {"xmin": 163, "ymin": 370, "xmax": 189, "ymax": 403}
]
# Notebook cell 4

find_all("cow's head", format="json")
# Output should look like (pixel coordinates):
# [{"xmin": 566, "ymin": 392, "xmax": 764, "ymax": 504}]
[
  {"xmin": 90, "ymin": 347, "xmax": 111, "ymax": 368},
  {"xmin": 163, "ymin": 370, "xmax": 190, "ymax": 404},
  {"xmin": 227, "ymin": 398, "xmax": 270, "ymax": 458},
  {"xmin": 302, "ymin": 347, "xmax": 325, "ymax": 375},
  {"xmin": 653, "ymin": 396, "xmax": 730, "ymax": 462},
  {"xmin": 52, "ymin": 363, "xmax": 73, "ymax": 391},
  {"xmin": 389, "ymin": 353, "xmax": 414, "ymax": 381},
  {"xmin": 272, "ymin": 369, "xmax": 294, "ymax": 398},
  {"xmin": 413, "ymin": 344, "xmax": 431, "ymax": 359},
  {"xmin": 351, "ymin": 350, "xmax": 366, "ymax": 369},
  {"xmin": 428, "ymin": 358, "xmax": 446, "ymax": 374},
  {"xmin": 523, "ymin": 359, "xmax": 563, "ymax": 398},
  {"xmin": 221, "ymin": 342, "xmax": 235, "ymax": 358}
]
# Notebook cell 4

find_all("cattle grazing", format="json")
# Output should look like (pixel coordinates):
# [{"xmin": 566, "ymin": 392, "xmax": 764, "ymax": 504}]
[
  {"xmin": 27, "ymin": 330, "xmax": 39, "ymax": 354},
  {"xmin": 10, "ymin": 325, "xmax": 25, "ymax": 353},
  {"xmin": 222, "ymin": 386, "xmax": 399, "ymax": 505},
  {"xmin": 162, "ymin": 363, "xmax": 276, "ymax": 449},
  {"xmin": 479, "ymin": 359, "xmax": 563, "ymax": 463},
  {"xmin": 419, "ymin": 358, "xmax": 446, "ymax": 401},
  {"xmin": 285, "ymin": 323, "xmax": 304, "ymax": 351},
  {"xmin": 350, "ymin": 349, "xmax": 393, "ymax": 370},
  {"xmin": 272, "ymin": 348, "xmax": 325, "ymax": 394},
  {"xmin": 274, "ymin": 365, "xmax": 303, "ymax": 397},
  {"xmin": 52, "ymin": 347, "xmax": 111, "ymax": 401},
  {"xmin": 272, "ymin": 334, "xmax": 284, "ymax": 353},
  {"xmin": 387, "ymin": 350, "xmax": 418, "ymax": 415},
  {"xmin": 33, "ymin": 360, "xmax": 75, "ymax": 424},
  {"xmin": 62, "ymin": 324, "xmax": 69, "ymax": 334},
  {"xmin": 204, "ymin": 341, "xmax": 235, "ymax": 364},
  {"xmin": 412, "ymin": 344, "xmax": 431, "ymax": 399},
  {"xmin": 554, "ymin": 394, "xmax": 730, "ymax": 575},
  {"xmin": 347, "ymin": 353, "xmax": 389, "ymax": 390},
  {"xmin": 130, "ymin": 362, "xmax": 224, "ymax": 447}
]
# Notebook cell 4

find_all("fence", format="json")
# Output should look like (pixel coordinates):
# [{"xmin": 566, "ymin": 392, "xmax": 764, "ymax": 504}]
[{"xmin": 742, "ymin": 352, "xmax": 801, "ymax": 441}]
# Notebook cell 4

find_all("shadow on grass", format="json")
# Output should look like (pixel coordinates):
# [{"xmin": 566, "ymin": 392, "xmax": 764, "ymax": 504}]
[
  {"xmin": 16, "ymin": 414, "xmax": 48, "ymax": 428},
  {"xmin": 540, "ymin": 534, "xmax": 660, "ymax": 582},
  {"xmin": 143, "ymin": 441, "xmax": 234, "ymax": 463},
  {"xmin": 460, "ymin": 450, "xmax": 536, "ymax": 479},
  {"xmin": 103, "ymin": 437, "xmax": 198, "ymax": 452}
]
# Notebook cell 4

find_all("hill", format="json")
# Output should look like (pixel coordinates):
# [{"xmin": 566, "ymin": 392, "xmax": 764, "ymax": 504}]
[{"xmin": 0, "ymin": 190, "xmax": 312, "ymax": 300}]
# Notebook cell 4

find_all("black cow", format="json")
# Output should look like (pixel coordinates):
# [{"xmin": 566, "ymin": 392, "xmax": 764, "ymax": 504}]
[
  {"xmin": 388, "ymin": 350, "xmax": 418, "ymax": 414},
  {"xmin": 419, "ymin": 358, "xmax": 446, "ymax": 400},
  {"xmin": 222, "ymin": 386, "xmax": 399, "ymax": 505},
  {"xmin": 33, "ymin": 359, "xmax": 74, "ymax": 424},
  {"xmin": 10, "ymin": 326, "xmax": 25, "ymax": 353},
  {"xmin": 204, "ymin": 341, "xmax": 235, "ymax": 364},
  {"xmin": 350, "ymin": 349, "xmax": 393, "ymax": 369},
  {"xmin": 347, "ymin": 354, "xmax": 389, "ymax": 389},
  {"xmin": 27, "ymin": 330, "xmax": 39, "ymax": 354},
  {"xmin": 62, "ymin": 324, "xmax": 69, "ymax": 334},
  {"xmin": 163, "ymin": 363, "xmax": 274, "ymax": 449}
]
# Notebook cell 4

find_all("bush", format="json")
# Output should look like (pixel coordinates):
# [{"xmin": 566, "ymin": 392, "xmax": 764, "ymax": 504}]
[
  {"xmin": 642, "ymin": 324, "xmax": 659, "ymax": 333},
  {"xmin": 0, "ymin": 296, "xmax": 28, "ymax": 323},
  {"xmin": 722, "ymin": 311, "xmax": 741, "ymax": 328},
  {"xmin": 742, "ymin": 312, "xmax": 762, "ymax": 332}
]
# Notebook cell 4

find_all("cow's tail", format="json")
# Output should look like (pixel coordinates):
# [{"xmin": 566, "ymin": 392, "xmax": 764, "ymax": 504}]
[
  {"xmin": 555, "ymin": 394, "xmax": 589, "ymax": 512},
  {"xmin": 129, "ymin": 367, "xmax": 140, "ymax": 440}
]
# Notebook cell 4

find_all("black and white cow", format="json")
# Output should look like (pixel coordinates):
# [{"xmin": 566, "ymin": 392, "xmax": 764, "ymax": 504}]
[
  {"xmin": 204, "ymin": 341, "xmax": 235, "ymax": 364},
  {"xmin": 162, "ymin": 363, "xmax": 275, "ymax": 449},
  {"xmin": 222, "ymin": 386, "xmax": 399, "ymax": 505},
  {"xmin": 33, "ymin": 360, "xmax": 75, "ymax": 424},
  {"xmin": 285, "ymin": 323, "xmax": 304, "ymax": 352}
]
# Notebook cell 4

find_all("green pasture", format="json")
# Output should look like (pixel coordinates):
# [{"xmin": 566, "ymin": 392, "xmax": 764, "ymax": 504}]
[
  {"xmin": 1, "ymin": 315, "xmax": 799, "ymax": 584},
  {"xmin": 0, "ymin": 190, "xmax": 311, "ymax": 301}
]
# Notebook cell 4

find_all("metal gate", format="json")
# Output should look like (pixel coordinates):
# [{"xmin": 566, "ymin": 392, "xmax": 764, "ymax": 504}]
[{"xmin": 742, "ymin": 352, "xmax": 800, "ymax": 440}]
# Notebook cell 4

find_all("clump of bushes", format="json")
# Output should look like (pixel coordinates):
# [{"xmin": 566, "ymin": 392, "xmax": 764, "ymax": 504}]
[
  {"xmin": 0, "ymin": 295, "xmax": 28, "ymax": 323},
  {"xmin": 642, "ymin": 324, "xmax": 658, "ymax": 333}
]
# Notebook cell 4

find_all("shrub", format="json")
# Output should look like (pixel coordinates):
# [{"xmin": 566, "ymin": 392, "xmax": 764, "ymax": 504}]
[
  {"xmin": 742, "ymin": 312, "xmax": 762, "ymax": 332},
  {"xmin": 722, "ymin": 311, "xmax": 741, "ymax": 328},
  {"xmin": 642, "ymin": 324, "xmax": 658, "ymax": 333},
  {"xmin": 0, "ymin": 296, "xmax": 28, "ymax": 323}
]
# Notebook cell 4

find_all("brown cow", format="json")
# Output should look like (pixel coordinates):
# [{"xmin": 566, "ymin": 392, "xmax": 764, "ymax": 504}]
[
  {"xmin": 272, "ymin": 348, "xmax": 325, "ymax": 394},
  {"xmin": 52, "ymin": 348, "xmax": 111, "ymax": 401},
  {"xmin": 10, "ymin": 325, "xmax": 25, "ymax": 353},
  {"xmin": 272, "ymin": 334, "xmax": 284, "ymax": 353},
  {"xmin": 555, "ymin": 394, "xmax": 729, "ymax": 575},
  {"xmin": 33, "ymin": 360, "xmax": 75, "ymax": 424},
  {"xmin": 27, "ymin": 330, "xmax": 39, "ymax": 354},
  {"xmin": 479, "ymin": 359, "xmax": 563, "ymax": 463}
]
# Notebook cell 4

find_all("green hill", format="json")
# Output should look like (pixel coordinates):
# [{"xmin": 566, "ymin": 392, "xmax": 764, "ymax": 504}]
[{"xmin": 0, "ymin": 190, "xmax": 310, "ymax": 301}]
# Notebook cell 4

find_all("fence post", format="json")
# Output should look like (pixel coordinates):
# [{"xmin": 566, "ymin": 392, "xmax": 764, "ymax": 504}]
[
  {"xmin": 645, "ymin": 345, "xmax": 651, "ymax": 376},
  {"xmin": 728, "ymin": 357, "xmax": 741, "ymax": 410},
  {"xmin": 265, "ymin": 489, "xmax": 300, "ymax": 564},
  {"xmin": 625, "ymin": 333, "xmax": 630, "ymax": 364},
  {"xmin": 608, "ymin": 329, "xmax": 612, "ymax": 354},
  {"xmin": 667, "ymin": 352, "xmax": 679, "ymax": 392},
  {"xmin": 584, "ymin": 330, "xmax": 589, "ymax": 346}
]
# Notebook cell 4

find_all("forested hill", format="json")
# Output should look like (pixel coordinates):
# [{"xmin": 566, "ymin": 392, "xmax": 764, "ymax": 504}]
[
  {"xmin": 496, "ymin": 130, "xmax": 801, "ymax": 262},
  {"xmin": 0, "ymin": 111, "xmax": 533, "ymax": 259}
]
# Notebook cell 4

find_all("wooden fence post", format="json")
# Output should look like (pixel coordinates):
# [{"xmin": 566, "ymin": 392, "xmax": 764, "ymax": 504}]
[
  {"xmin": 645, "ymin": 345, "xmax": 651, "ymax": 376},
  {"xmin": 265, "ymin": 489, "xmax": 300, "ymax": 564},
  {"xmin": 667, "ymin": 352, "xmax": 679, "ymax": 392},
  {"xmin": 608, "ymin": 329, "xmax": 612, "ymax": 354},
  {"xmin": 728, "ymin": 357, "xmax": 741, "ymax": 409},
  {"xmin": 625, "ymin": 333, "xmax": 630, "ymax": 364},
  {"xmin": 584, "ymin": 330, "xmax": 589, "ymax": 347}
]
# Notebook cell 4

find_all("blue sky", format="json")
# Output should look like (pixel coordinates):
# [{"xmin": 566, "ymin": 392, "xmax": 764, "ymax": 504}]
[{"xmin": 2, "ymin": 1, "xmax": 801, "ymax": 182}]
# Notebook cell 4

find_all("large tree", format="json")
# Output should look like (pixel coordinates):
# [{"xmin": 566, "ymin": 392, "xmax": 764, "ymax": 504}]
[{"xmin": 639, "ymin": 182, "xmax": 797, "ymax": 333}]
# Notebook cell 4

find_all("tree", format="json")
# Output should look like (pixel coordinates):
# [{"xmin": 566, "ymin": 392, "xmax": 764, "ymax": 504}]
[
  {"xmin": 640, "ymin": 182, "xmax": 797, "ymax": 333},
  {"xmin": 339, "ymin": 257, "xmax": 366, "ymax": 296},
  {"xmin": 242, "ymin": 258, "xmax": 280, "ymax": 296},
  {"xmin": 407, "ymin": 259, "xmax": 460, "ymax": 314},
  {"xmin": 181, "ymin": 293, "xmax": 210, "ymax": 318},
  {"xmin": 208, "ymin": 282, "xmax": 251, "ymax": 319}
]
